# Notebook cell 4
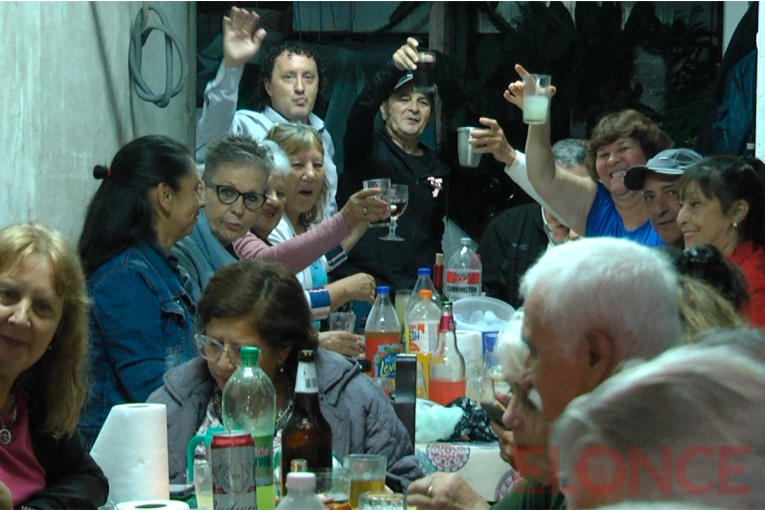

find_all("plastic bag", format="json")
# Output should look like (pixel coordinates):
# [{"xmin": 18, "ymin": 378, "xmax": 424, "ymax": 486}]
[
  {"xmin": 447, "ymin": 397, "xmax": 498, "ymax": 443},
  {"xmin": 414, "ymin": 398, "xmax": 464, "ymax": 443}
]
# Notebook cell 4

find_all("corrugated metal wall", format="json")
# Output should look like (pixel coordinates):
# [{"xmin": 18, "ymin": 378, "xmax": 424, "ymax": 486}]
[{"xmin": 0, "ymin": 1, "xmax": 196, "ymax": 242}]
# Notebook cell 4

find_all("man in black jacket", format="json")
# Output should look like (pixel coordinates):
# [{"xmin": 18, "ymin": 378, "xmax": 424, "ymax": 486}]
[{"xmin": 335, "ymin": 38, "xmax": 449, "ymax": 293}]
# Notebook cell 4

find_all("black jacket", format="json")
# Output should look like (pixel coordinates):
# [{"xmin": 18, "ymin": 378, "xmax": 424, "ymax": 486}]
[
  {"xmin": 477, "ymin": 203, "xmax": 549, "ymax": 309},
  {"xmin": 22, "ymin": 402, "xmax": 109, "ymax": 509},
  {"xmin": 336, "ymin": 61, "xmax": 450, "ymax": 292}
]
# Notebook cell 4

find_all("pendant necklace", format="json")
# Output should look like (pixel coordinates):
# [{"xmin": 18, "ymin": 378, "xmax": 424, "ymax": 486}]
[{"xmin": 0, "ymin": 398, "xmax": 17, "ymax": 445}]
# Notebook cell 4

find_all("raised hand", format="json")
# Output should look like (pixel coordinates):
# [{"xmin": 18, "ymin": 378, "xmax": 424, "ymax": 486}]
[
  {"xmin": 340, "ymin": 188, "xmax": 388, "ymax": 229},
  {"xmin": 503, "ymin": 64, "xmax": 556, "ymax": 110},
  {"xmin": 392, "ymin": 37, "xmax": 420, "ymax": 72},
  {"xmin": 470, "ymin": 117, "xmax": 517, "ymax": 166},
  {"xmin": 222, "ymin": 7, "xmax": 267, "ymax": 68}
]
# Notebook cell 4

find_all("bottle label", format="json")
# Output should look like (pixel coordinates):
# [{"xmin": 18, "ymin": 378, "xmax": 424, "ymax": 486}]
[
  {"xmin": 445, "ymin": 269, "xmax": 481, "ymax": 298},
  {"xmin": 295, "ymin": 361, "xmax": 319, "ymax": 393},
  {"xmin": 408, "ymin": 321, "xmax": 438, "ymax": 353},
  {"xmin": 253, "ymin": 433, "xmax": 274, "ymax": 488}
]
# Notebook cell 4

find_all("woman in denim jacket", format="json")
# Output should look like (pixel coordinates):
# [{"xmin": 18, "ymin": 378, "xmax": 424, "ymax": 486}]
[{"xmin": 77, "ymin": 136, "xmax": 206, "ymax": 448}]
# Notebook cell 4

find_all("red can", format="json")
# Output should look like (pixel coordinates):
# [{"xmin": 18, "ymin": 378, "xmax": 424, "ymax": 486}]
[{"xmin": 211, "ymin": 430, "xmax": 257, "ymax": 510}]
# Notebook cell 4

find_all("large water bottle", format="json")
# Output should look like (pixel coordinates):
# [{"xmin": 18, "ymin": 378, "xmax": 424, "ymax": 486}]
[
  {"xmin": 445, "ymin": 238, "xmax": 482, "ymax": 301},
  {"xmin": 275, "ymin": 472, "xmax": 325, "ymax": 510},
  {"xmin": 222, "ymin": 346, "xmax": 277, "ymax": 510}
]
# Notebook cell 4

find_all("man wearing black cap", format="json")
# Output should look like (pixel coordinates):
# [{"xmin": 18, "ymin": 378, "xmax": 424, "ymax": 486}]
[
  {"xmin": 335, "ymin": 38, "xmax": 450, "ymax": 293},
  {"xmin": 624, "ymin": 148, "xmax": 703, "ymax": 249}
]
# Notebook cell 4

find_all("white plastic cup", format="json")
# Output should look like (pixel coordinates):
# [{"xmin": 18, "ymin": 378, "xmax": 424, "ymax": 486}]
[
  {"xmin": 522, "ymin": 74, "xmax": 552, "ymax": 125},
  {"xmin": 457, "ymin": 127, "xmax": 482, "ymax": 168}
]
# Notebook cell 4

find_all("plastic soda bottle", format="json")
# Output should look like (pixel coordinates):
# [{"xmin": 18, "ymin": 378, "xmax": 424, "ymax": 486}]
[
  {"xmin": 365, "ymin": 286, "xmax": 401, "ymax": 391},
  {"xmin": 403, "ymin": 268, "xmax": 439, "ymax": 347},
  {"xmin": 222, "ymin": 346, "xmax": 277, "ymax": 510},
  {"xmin": 445, "ymin": 238, "xmax": 482, "ymax": 301},
  {"xmin": 275, "ymin": 472, "xmax": 325, "ymax": 510},
  {"xmin": 406, "ymin": 290, "xmax": 441, "ymax": 354},
  {"xmin": 429, "ymin": 302, "xmax": 467, "ymax": 405}
]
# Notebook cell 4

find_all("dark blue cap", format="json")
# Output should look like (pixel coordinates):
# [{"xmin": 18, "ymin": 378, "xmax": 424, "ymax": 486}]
[
  {"xmin": 377, "ymin": 286, "xmax": 390, "ymax": 295},
  {"xmin": 418, "ymin": 268, "xmax": 431, "ymax": 277}
]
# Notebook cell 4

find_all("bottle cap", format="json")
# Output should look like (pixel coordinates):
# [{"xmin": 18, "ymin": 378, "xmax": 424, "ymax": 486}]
[
  {"xmin": 285, "ymin": 471, "xmax": 317, "ymax": 491},
  {"xmin": 420, "ymin": 289, "xmax": 433, "ymax": 300},
  {"xmin": 376, "ymin": 285, "xmax": 390, "ymax": 295},
  {"xmin": 290, "ymin": 458, "xmax": 308, "ymax": 472},
  {"xmin": 418, "ymin": 268, "xmax": 432, "ymax": 277},
  {"xmin": 240, "ymin": 346, "xmax": 259, "ymax": 364}
]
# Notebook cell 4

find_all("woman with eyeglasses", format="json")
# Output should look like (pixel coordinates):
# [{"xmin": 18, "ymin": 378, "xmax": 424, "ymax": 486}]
[
  {"xmin": 173, "ymin": 134, "xmax": 273, "ymax": 301},
  {"xmin": 77, "ymin": 136, "xmax": 206, "ymax": 448},
  {"xmin": 147, "ymin": 259, "xmax": 422, "ymax": 491}
]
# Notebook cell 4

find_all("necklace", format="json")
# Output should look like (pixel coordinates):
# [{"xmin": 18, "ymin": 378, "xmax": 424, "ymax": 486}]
[{"xmin": 0, "ymin": 397, "xmax": 17, "ymax": 445}]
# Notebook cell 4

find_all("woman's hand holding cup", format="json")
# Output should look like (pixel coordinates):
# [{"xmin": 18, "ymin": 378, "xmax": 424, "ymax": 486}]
[{"xmin": 340, "ymin": 188, "xmax": 388, "ymax": 229}]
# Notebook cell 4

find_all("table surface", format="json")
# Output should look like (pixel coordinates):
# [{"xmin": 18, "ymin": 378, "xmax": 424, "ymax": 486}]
[{"xmin": 415, "ymin": 441, "xmax": 518, "ymax": 502}]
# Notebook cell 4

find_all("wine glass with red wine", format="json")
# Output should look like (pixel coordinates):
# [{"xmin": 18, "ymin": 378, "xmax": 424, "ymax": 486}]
[{"xmin": 380, "ymin": 184, "xmax": 408, "ymax": 241}]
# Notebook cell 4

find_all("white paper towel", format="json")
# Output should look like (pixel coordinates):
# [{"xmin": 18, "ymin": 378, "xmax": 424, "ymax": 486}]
[
  {"xmin": 116, "ymin": 500, "xmax": 189, "ymax": 510},
  {"xmin": 456, "ymin": 331, "xmax": 483, "ymax": 377},
  {"xmin": 457, "ymin": 331, "xmax": 484, "ymax": 402},
  {"xmin": 90, "ymin": 403, "xmax": 170, "ymax": 504}
]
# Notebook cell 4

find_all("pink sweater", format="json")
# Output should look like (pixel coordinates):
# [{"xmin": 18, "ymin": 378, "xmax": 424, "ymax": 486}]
[{"xmin": 234, "ymin": 213, "xmax": 350, "ymax": 273}]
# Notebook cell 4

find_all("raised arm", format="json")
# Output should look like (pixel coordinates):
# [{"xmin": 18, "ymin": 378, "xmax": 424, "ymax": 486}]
[
  {"xmin": 504, "ymin": 64, "xmax": 597, "ymax": 235},
  {"xmin": 234, "ymin": 188, "xmax": 386, "ymax": 270},
  {"xmin": 344, "ymin": 38, "xmax": 419, "ymax": 170},
  {"xmin": 196, "ymin": 7, "xmax": 267, "ymax": 160}
]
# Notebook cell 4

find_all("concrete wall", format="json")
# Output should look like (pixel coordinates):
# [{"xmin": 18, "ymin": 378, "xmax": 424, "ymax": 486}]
[{"xmin": 0, "ymin": 1, "xmax": 196, "ymax": 242}]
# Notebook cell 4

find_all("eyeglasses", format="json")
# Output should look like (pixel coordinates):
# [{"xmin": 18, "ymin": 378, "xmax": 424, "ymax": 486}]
[
  {"xmin": 196, "ymin": 334, "xmax": 242, "ymax": 366},
  {"xmin": 204, "ymin": 181, "xmax": 266, "ymax": 211}
]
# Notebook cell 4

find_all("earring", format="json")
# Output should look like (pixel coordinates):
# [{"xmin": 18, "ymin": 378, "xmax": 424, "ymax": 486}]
[
  {"xmin": 279, "ymin": 363, "xmax": 285, "ymax": 373},
  {"xmin": 733, "ymin": 222, "xmax": 738, "ymax": 228}
]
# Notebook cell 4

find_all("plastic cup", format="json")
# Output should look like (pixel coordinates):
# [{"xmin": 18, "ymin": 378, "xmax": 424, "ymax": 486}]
[
  {"xmin": 344, "ymin": 454, "xmax": 387, "ymax": 508},
  {"xmin": 522, "ymin": 74, "xmax": 552, "ymax": 125},
  {"xmin": 330, "ymin": 312, "xmax": 357, "ymax": 333},
  {"xmin": 457, "ymin": 127, "xmax": 482, "ymax": 168},
  {"xmin": 193, "ymin": 459, "xmax": 213, "ymax": 510},
  {"xmin": 358, "ymin": 491, "xmax": 405, "ymax": 509},
  {"xmin": 413, "ymin": 51, "xmax": 436, "ymax": 94}
]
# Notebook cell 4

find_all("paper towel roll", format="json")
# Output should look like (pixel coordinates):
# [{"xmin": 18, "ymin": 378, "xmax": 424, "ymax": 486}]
[
  {"xmin": 115, "ymin": 500, "xmax": 189, "ymax": 510},
  {"xmin": 90, "ymin": 403, "xmax": 170, "ymax": 504},
  {"xmin": 456, "ymin": 330, "xmax": 483, "ymax": 381}
]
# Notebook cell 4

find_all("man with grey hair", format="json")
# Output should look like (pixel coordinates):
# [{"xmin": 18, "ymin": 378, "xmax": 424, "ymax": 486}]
[
  {"xmin": 519, "ymin": 236, "xmax": 681, "ymax": 423},
  {"xmin": 551, "ymin": 336, "xmax": 765, "ymax": 507},
  {"xmin": 479, "ymin": 139, "xmax": 588, "ymax": 308}
]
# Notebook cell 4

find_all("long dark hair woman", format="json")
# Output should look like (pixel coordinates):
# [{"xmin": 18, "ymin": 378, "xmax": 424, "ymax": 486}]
[
  {"xmin": 77, "ymin": 135, "xmax": 206, "ymax": 447},
  {"xmin": 0, "ymin": 223, "xmax": 108, "ymax": 509},
  {"xmin": 148, "ymin": 259, "xmax": 422, "ymax": 492}
]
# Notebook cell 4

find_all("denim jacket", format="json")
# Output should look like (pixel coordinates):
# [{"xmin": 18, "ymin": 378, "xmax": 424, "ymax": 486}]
[{"xmin": 78, "ymin": 242, "xmax": 197, "ymax": 448}]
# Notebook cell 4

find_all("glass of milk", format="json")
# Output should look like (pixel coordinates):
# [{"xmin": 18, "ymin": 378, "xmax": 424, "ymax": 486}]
[{"xmin": 522, "ymin": 74, "xmax": 552, "ymax": 125}]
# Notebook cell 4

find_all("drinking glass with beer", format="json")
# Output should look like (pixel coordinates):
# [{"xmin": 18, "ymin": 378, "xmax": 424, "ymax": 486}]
[{"xmin": 343, "ymin": 454, "xmax": 387, "ymax": 508}]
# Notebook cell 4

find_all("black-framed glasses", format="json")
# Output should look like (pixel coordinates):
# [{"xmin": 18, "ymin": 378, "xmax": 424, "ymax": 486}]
[
  {"xmin": 204, "ymin": 181, "xmax": 266, "ymax": 211},
  {"xmin": 196, "ymin": 334, "xmax": 242, "ymax": 366}
]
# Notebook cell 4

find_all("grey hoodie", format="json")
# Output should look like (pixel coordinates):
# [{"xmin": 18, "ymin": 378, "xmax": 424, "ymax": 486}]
[{"xmin": 147, "ymin": 350, "xmax": 422, "ymax": 492}]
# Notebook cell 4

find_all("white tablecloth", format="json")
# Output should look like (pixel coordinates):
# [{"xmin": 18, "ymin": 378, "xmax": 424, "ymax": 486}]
[{"xmin": 415, "ymin": 442, "xmax": 519, "ymax": 502}]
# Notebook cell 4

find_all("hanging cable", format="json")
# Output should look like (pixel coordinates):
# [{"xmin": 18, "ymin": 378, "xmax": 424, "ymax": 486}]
[{"xmin": 128, "ymin": 3, "xmax": 188, "ymax": 108}]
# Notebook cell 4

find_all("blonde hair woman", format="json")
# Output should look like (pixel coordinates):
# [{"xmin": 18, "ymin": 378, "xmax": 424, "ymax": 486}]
[{"xmin": 0, "ymin": 223, "xmax": 107, "ymax": 509}]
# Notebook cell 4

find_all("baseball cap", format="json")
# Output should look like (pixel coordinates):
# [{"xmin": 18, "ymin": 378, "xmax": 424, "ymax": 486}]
[
  {"xmin": 624, "ymin": 148, "xmax": 703, "ymax": 190},
  {"xmin": 395, "ymin": 71, "xmax": 414, "ymax": 90}
]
